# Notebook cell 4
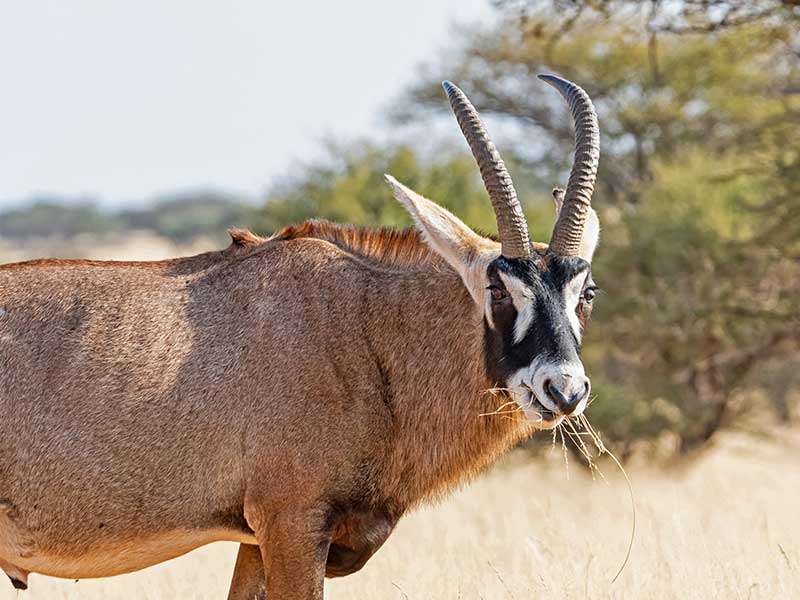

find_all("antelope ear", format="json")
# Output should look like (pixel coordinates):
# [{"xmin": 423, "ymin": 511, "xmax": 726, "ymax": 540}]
[
  {"xmin": 385, "ymin": 174, "xmax": 498, "ymax": 303},
  {"xmin": 552, "ymin": 187, "xmax": 600, "ymax": 263},
  {"xmin": 580, "ymin": 208, "xmax": 600, "ymax": 262}
]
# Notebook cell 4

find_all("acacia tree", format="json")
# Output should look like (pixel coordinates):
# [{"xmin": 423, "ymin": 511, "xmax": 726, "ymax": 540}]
[
  {"xmin": 257, "ymin": 1, "xmax": 799, "ymax": 453},
  {"xmin": 399, "ymin": 1, "xmax": 800, "ymax": 451}
]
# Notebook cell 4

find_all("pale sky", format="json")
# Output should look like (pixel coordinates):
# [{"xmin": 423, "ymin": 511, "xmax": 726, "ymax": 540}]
[{"xmin": 0, "ymin": 0, "xmax": 492, "ymax": 208}]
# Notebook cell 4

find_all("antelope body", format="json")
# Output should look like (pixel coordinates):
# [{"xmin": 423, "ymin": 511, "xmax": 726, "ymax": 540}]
[{"xmin": 0, "ymin": 75, "xmax": 602, "ymax": 599}]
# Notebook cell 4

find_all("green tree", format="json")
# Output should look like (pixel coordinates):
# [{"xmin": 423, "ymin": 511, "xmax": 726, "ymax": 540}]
[
  {"xmin": 0, "ymin": 200, "xmax": 117, "ymax": 239},
  {"xmin": 255, "ymin": 2, "xmax": 799, "ymax": 453},
  {"xmin": 400, "ymin": 1, "xmax": 800, "ymax": 451},
  {"xmin": 257, "ymin": 140, "xmax": 560, "ymax": 243}
]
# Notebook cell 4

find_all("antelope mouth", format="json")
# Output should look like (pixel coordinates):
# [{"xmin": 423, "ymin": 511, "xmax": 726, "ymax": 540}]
[{"xmin": 519, "ymin": 389, "xmax": 563, "ymax": 429}]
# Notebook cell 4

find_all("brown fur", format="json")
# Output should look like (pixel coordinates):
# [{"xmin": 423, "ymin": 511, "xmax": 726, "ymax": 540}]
[{"xmin": 0, "ymin": 221, "xmax": 533, "ymax": 599}]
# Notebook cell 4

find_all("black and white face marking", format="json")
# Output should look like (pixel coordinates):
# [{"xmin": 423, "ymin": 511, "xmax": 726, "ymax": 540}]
[{"xmin": 483, "ymin": 252, "xmax": 596, "ymax": 428}]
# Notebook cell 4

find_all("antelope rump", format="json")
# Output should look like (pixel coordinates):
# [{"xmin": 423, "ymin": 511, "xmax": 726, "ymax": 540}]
[{"xmin": 0, "ymin": 74, "xmax": 601, "ymax": 599}]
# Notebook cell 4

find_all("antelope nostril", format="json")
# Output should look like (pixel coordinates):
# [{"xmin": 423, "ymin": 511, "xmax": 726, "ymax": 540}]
[
  {"xmin": 545, "ymin": 380, "xmax": 569, "ymax": 408},
  {"xmin": 567, "ymin": 378, "xmax": 590, "ymax": 409},
  {"xmin": 543, "ymin": 376, "xmax": 589, "ymax": 414}
]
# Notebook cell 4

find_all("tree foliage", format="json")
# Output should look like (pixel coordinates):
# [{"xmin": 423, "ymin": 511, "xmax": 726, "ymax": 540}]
[
  {"xmin": 256, "ymin": 141, "xmax": 558, "ymax": 242},
  {"xmin": 256, "ymin": 1, "xmax": 800, "ymax": 453},
  {"xmin": 0, "ymin": 193, "xmax": 256, "ymax": 243}
]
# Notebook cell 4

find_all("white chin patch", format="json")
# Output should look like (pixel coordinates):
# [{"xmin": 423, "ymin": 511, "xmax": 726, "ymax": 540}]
[
  {"xmin": 563, "ymin": 272, "xmax": 586, "ymax": 343},
  {"xmin": 511, "ymin": 386, "xmax": 564, "ymax": 430}
]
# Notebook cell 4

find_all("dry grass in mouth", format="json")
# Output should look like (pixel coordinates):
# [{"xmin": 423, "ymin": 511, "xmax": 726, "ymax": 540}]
[
  {"xmin": 479, "ymin": 385, "xmax": 556, "ymax": 424},
  {"xmin": 481, "ymin": 388, "xmax": 638, "ymax": 586}
]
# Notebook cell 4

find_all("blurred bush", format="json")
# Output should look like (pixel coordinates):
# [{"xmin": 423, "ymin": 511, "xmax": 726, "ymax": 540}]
[
  {"xmin": 119, "ymin": 192, "xmax": 257, "ymax": 242},
  {"xmin": 0, "ymin": 192, "xmax": 257, "ymax": 245},
  {"xmin": 0, "ymin": 200, "xmax": 118, "ymax": 239},
  {"xmin": 254, "ymin": 0, "xmax": 800, "ymax": 453},
  {"xmin": 253, "ymin": 141, "xmax": 556, "ymax": 242}
]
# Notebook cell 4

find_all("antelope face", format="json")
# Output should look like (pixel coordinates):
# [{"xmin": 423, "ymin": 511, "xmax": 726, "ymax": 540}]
[
  {"xmin": 483, "ymin": 253, "xmax": 597, "ymax": 428},
  {"xmin": 387, "ymin": 74, "xmax": 601, "ymax": 431}
]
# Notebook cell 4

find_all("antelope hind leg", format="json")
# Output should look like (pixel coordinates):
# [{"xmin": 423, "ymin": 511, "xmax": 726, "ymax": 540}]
[{"xmin": 227, "ymin": 543, "xmax": 266, "ymax": 600}]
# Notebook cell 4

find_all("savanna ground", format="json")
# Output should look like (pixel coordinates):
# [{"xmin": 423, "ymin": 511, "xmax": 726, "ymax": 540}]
[{"xmin": 2, "ymin": 430, "xmax": 797, "ymax": 600}]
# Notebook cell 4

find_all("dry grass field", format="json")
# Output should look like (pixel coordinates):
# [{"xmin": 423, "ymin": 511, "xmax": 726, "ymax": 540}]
[{"xmin": 2, "ymin": 429, "xmax": 797, "ymax": 600}]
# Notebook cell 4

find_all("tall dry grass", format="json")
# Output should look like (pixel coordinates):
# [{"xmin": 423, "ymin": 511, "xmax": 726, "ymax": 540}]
[{"xmin": 3, "ymin": 430, "xmax": 797, "ymax": 599}]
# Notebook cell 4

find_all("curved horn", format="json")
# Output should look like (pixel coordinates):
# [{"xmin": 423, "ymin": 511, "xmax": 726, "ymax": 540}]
[
  {"xmin": 442, "ymin": 81, "xmax": 530, "ymax": 259},
  {"xmin": 538, "ymin": 74, "xmax": 600, "ymax": 257}
]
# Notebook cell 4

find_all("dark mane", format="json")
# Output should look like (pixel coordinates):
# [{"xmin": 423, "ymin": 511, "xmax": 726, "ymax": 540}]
[{"xmin": 269, "ymin": 219, "xmax": 444, "ymax": 268}]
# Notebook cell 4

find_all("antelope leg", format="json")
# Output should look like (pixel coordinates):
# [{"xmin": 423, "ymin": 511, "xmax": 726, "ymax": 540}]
[
  {"xmin": 254, "ymin": 510, "xmax": 329, "ymax": 600},
  {"xmin": 227, "ymin": 543, "xmax": 266, "ymax": 600}
]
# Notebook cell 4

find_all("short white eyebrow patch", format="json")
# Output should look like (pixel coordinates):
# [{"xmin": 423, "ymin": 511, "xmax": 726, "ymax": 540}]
[{"xmin": 498, "ymin": 272, "xmax": 535, "ymax": 344}]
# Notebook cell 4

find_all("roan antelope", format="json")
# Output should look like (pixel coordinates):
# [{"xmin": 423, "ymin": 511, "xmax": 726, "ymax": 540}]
[{"xmin": 0, "ymin": 74, "xmax": 601, "ymax": 599}]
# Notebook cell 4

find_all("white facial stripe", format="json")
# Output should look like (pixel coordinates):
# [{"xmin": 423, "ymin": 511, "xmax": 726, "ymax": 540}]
[
  {"xmin": 484, "ymin": 292, "xmax": 495, "ymax": 329},
  {"xmin": 498, "ymin": 272, "xmax": 535, "ymax": 344},
  {"xmin": 563, "ymin": 272, "xmax": 586, "ymax": 341},
  {"xmin": 514, "ymin": 302, "xmax": 535, "ymax": 344}
]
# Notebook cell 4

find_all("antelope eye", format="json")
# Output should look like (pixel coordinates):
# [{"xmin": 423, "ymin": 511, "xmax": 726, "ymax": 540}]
[
  {"xmin": 488, "ymin": 285, "xmax": 508, "ymax": 302},
  {"xmin": 583, "ymin": 288, "xmax": 596, "ymax": 303}
]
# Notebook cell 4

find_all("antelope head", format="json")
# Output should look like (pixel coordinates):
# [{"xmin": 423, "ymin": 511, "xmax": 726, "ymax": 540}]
[{"xmin": 386, "ymin": 75, "xmax": 600, "ymax": 430}]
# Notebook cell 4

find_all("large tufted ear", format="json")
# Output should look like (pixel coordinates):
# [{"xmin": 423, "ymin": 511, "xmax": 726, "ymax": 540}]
[
  {"xmin": 385, "ymin": 174, "xmax": 499, "ymax": 304},
  {"xmin": 552, "ymin": 187, "xmax": 599, "ymax": 262}
]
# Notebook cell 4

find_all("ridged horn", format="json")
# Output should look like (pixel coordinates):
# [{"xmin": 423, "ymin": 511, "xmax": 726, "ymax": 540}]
[
  {"xmin": 538, "ymin": 74, "xmax": 600, "ymax": 257},
  {"xmin": 442, "ymin": 81, "xmax": 530, "ymax": 259}
]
